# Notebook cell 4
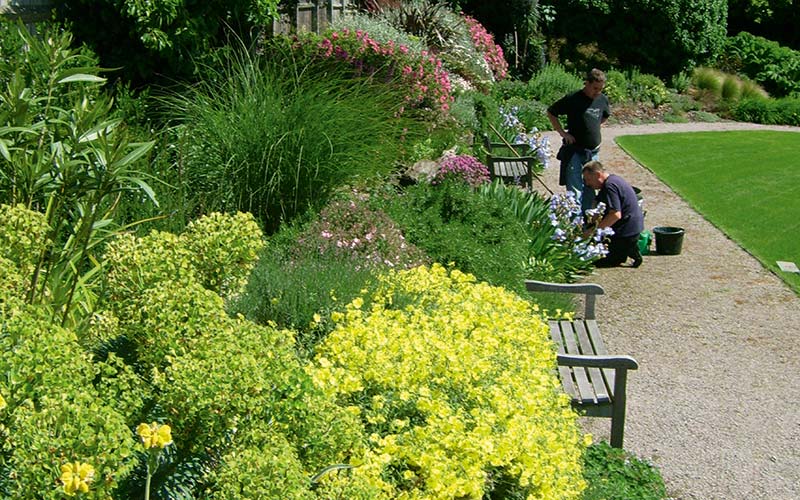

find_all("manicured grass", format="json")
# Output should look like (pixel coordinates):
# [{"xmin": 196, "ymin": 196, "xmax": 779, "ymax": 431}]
[{"xmin": 617, "ymin": 130, "xmax": 800, "ymax": 293}]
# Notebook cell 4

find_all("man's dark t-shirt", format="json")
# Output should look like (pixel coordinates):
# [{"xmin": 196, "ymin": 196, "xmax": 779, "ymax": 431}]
[
  {"xmin": 548, "ymin": 90, "xmax": 610, "ymax": 149},
  {"xmin": 598, "ymin": 174, "xmax": 644, "ymax": 238}
]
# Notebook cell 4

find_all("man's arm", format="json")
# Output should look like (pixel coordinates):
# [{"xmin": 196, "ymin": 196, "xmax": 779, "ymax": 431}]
[
  {"xmin": 547, "ymin": 111, "xmax": 575, "ymax": 144},
  {"xmin": 598, "ymin": 210, "xmax": 621, "ymax": 229}
]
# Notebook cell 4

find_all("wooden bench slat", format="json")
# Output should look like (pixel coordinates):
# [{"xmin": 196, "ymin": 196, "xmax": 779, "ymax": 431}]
[
  {"xmin": 586, "ymin": 320, "xmax": 616, "ymax": 391},
  {"xmin": 550, "ymin": 320, "xmax": 578, "ymax": 401},
  {"xmin": 558, "ymin": 321, "xmax": 597, "ymax": 404},
  {"xmin": 575, "ymin": 321, "xmax": 611, "ymax": 403}
]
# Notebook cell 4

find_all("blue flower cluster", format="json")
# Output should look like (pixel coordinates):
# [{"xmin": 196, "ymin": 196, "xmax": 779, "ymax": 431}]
[
  {"xmin": 548, "ymin": 193, "xmax": 613, "ymax": 261},
  {"xmin": 499, "ymin": 106, "xmax": 552, "ymax": 169}
]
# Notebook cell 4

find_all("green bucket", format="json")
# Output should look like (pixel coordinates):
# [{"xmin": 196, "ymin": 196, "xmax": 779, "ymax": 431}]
[{"xmin": 638, "ymin": 230, "xmax": 652, "ymax": 256}]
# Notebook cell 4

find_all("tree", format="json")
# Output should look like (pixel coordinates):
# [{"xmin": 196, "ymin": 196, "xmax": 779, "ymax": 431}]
[
  {"xmin": 55, "ymin": 0, "xmax": 281, "ymax": 86},
  {"xmin": 542, "ymin": 0, "xmax": 727, "ymax": 78}
]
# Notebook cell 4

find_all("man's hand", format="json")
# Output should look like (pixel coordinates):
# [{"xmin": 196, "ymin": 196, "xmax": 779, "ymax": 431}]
[{"xmin": 560, "ymin": 132, "xmax": 576, "ymax": 144}]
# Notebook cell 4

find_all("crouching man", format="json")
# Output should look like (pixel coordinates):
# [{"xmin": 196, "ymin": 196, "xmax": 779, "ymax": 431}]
[{"xmin": 582, "ymin": 161, "xmax": 644, "ymax": 268}]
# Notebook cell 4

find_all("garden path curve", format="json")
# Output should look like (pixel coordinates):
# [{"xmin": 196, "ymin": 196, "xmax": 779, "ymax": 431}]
[{"xmin": 537, "ymin": 122, "xmax": 800, "ymax": 500}]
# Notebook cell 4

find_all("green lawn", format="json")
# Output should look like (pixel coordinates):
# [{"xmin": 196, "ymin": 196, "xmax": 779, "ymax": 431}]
[{"xmin": 616, "ymin": 130, "xmax": 800, "ymax": 294}]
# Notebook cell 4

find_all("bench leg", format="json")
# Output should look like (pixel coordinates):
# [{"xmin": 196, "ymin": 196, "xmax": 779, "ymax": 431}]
[{"xmin": 610, "ymin": 369, "xmax": 629, "ymax": 448}]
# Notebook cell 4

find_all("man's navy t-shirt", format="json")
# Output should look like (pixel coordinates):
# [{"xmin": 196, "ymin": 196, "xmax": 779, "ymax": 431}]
[{"xmin": 598, "ymin": 174, "xmax": 644, "ymax": 238}]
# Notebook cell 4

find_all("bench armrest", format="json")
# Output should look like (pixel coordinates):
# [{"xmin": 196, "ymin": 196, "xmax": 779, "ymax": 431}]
[
  {"xmin": 557, "ymin": 354, "xmax": 639, "ymax": 370},
  {"xmin": 525, "ymin": 280, "xmax": 605, "ymax": 295}
]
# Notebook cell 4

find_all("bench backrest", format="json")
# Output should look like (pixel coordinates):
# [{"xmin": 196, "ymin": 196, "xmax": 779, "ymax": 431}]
[{"xmin": 524, "ymin": 280, "xmax": 605, "ymax": 319}]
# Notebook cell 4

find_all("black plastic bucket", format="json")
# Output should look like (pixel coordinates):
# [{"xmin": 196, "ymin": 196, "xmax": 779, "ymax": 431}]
[{"xmin": 653, "ymin": 226, "xmax": 684, "ymax": 255}]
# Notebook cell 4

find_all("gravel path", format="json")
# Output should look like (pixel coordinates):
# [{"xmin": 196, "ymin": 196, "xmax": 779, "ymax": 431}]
[{"xmin": 537, "ymin": 122, "xmax": 800, "ymax": 500}]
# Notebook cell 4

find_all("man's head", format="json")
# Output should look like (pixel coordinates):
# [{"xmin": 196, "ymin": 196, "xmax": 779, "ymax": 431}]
[
  {"xmin": 583, "ymin": 68, "xmax": 606, "ymax": 99},
  {"xmin": 582, "ymin": 160, "xmax": 608, "ymax": 189}
]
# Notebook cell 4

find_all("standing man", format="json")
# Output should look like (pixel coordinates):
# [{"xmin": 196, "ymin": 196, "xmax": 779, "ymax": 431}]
[
  {"xmin": 547, "ymin": 68, "xmax": 610, "ymax": 212},
  {"xmin": 582, "ymin": 161, "xmax": 643, "ymax": 268}
]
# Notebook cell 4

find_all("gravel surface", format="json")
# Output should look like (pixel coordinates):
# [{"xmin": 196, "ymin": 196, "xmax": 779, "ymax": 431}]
[{"xmin": 536, "ymin": 121, "xmax": 800, "ymax": 500}]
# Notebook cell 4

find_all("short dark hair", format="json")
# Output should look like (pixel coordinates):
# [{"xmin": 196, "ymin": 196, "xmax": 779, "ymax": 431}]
[
  {"xmin": 582, "ymin": 160, "xmax": 605, "ymax": 175},
  {"xmin": 585, "ymin": 68, "xmax": 606, "ymax": 84}
]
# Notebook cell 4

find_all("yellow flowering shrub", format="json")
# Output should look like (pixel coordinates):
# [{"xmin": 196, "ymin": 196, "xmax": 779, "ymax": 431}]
[
  {"xmin": 0, "ymin": 295, "xmax": 135, "ymax": 498},
  {"xmin": 309, "ymin": 264, "xmax": 586, "ymax": 499}
]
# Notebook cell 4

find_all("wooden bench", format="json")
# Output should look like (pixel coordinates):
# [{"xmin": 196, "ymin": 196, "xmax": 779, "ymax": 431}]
[
  {"xmin": 525, "ymin": 280, "xmax": 639, "ymax": 448},
  {"xmin": 483, "ymin": 135, "xmax": 535, "ymax": 190}
]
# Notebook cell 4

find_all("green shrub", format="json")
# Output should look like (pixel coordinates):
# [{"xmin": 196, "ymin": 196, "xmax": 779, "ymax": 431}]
[
  {"xmin": 374, "ymin": 179, "xmax": 531, "ymax": 295},
  {"xmin": 691, "ymin": 66, "xmax": 723, "ymax": 95},
  {"xmin": 548, "ymin": 0, "xmax": 726, "ymax": 78},
  {"xmin": 581, "ymin": 442, "xmax": 666, "ymax": 500},
  {"xmin": 54, "ymin": 0, "xmax": 279, "ymax": 85},
  {"xmin": 308, "ymin": 264, "xmax": 587, "ymax": 499},
  {"xmin": 229, "ymin": 213, "xmax": 381, "ymax": 353},
  {"xmin": 491, "ymin": 78, "xmax": 533, "ymax": 101},
  {"xmin": 164, "ymin": 44, "xmax": 425, "ymax": 233},
  {"xmin": 527, "ymin": 63, "xmax": 583, "ymax": 106},
  {"xmin": 603, "ymin": 69, "xmax": 628, "ymax": 103},
  {"xmin": 99, "ymin": 212, "xmax": 373, "ymax": 499},
  {"xmin": 670, "ymin": 71, "xmax": 691, "ymax": 93},
  {"xmin": 627, "ymin": 70, "xmax": 669, "ymax": 106},
  {"xmin": 721, "ymin": 32, "xmax": 800, "ymax": 97},
  {"xmin": 502, "ymin": 96, "xmax": 551, "ymax": 133},
  {"xmin": 731, "ymin": 96, "xmax": 800, "ymax": 126}
]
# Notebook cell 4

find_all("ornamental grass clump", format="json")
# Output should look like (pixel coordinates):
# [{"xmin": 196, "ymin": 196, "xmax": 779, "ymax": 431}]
[
  {"xmin": 309, "ymin": 264, "xmax": 587, "ymax": 499},
  {"xmin": 432, "ymin": 154, "xmax": 490, "ymax": 187}
]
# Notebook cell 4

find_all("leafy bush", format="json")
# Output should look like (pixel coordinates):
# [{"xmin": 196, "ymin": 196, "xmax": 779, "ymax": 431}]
[
  {"xmin": 374, "ymin": 179, "xmax": 532, "ymax": 295},
  {"xmin": 0, "ymin": 24, "xmax": 158, "ymax": 329},
  {"xmin": 231, "ymin": 190, "xmax": 429, "ymax": 353},
  {"xmin": 603, "ymin": 69, "xmax": 628, "ymax": 104},
  {"xmin": 491, "ymin": 78, "xmax": 532, "ymax": 102},
  {"xmin": 627, "ymin": 70, "xmax": 669, "ymax": 106},
  {"xmin": 721, "ymin": 32, "xmax": 800, "ymax": 98},
  {"xmin": 308, "ymin": 264, "xmax": 587, "ymax": 499},
  {"xmin": 164, "ymin": 44, "xmax": 425, "ymax": 233},
  {"xmin": 527, "ymin": 63, "xmax": 583, "ymax": 106},
  {"xmin": 55, "ymin": 0, "xmax": 279, "ymax": 85},
  {"xmin": 731, "ymin": 96, "xmax": 800, "ymax": 126},
  {"xmin": 477, "ymin": 184, "xmax": 597, "ymax": 282},
  {"xmin": 604, "ymin": 69, "xmax": 668, "ymax": 106},
  {"xmin": 98, "ymin": 212, "xmax": 374, "ymax": 499},
  {"xmin": 581, "ymin": 442, "xmax": 666, "ymax": 500},
  {"xmin": 547, "ymin": 0, "xmax": 727, "ymax": 78}
]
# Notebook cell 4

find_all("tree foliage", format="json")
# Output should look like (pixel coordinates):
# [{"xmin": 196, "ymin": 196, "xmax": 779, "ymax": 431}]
[
  {"xmin": 55, "ymin": 0, "xmax": 280, "ymax": 85},
  {"xmin": 543, "ymin": 0, "xmax": 727, "ymax": 78}
]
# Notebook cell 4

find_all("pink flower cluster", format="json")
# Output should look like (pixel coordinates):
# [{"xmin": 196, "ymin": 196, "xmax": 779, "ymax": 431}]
[
  {"xmin": 463, "ymin": 15, "xmax": 508, "ymax": 80},
  {"xmin": 433, "ymin": 154, "xmax": 490, "ymax": 187},
  {"xmin": 313, "ymin": 29, "xmax": 453, "ymax": 113}
]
